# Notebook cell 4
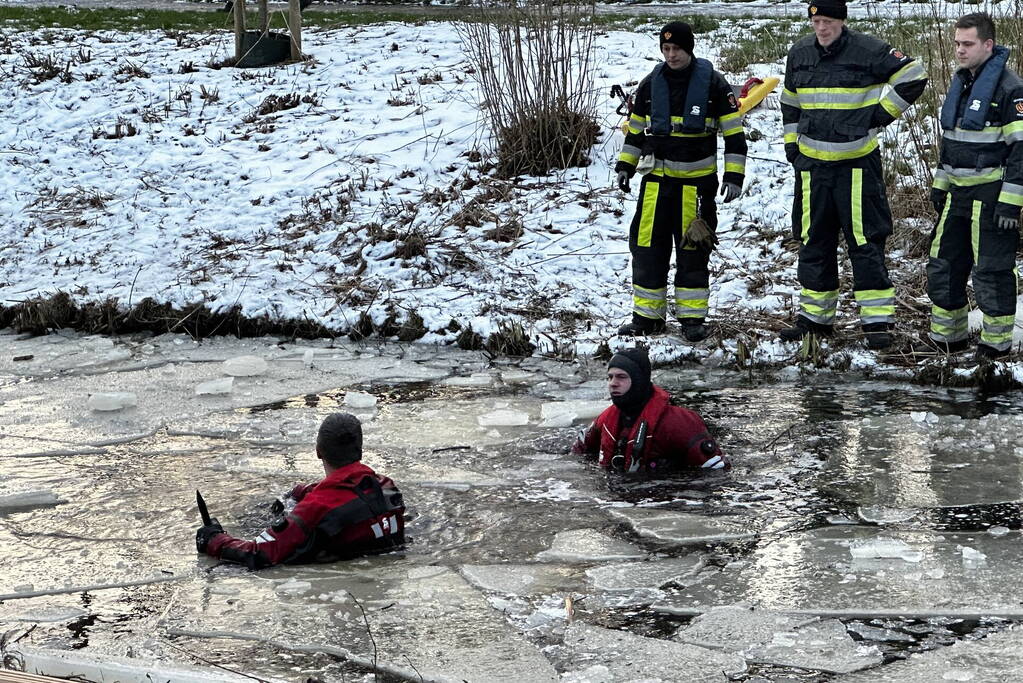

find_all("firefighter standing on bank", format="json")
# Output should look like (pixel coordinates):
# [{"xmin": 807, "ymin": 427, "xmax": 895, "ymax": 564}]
[
  {"xmin": 615, "ymin": 22, "xmax": 747, "ymax": 342},
  {"xmin": 779, "ymin": 0, "xmax": 927, "ymax": 350},
  {"xmin": 921, "ymin": 12, "xmax": 1023, "ymax": 361}
]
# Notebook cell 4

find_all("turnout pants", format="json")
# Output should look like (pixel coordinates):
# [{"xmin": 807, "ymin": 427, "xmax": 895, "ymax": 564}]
[
  {"xmin": 629, "ymin": 175, "xmax": 717, "ymax": 322},
  {"xmin": 791, "ymin": 154, "xmax": 895, "ymax": 329},
  {"xmin": 927, "ymin": 192, "xmax": 1019, "ymax": 352}
]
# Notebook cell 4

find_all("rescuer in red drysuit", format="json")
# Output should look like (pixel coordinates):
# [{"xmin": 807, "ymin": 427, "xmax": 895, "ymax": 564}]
[
  {"xmin": 196, "ymin": 413, "xmax": 405, "ymax": 569},
  {"xmin": 573, "ymin": 347, "xmax": 728, "ymax": 473}
]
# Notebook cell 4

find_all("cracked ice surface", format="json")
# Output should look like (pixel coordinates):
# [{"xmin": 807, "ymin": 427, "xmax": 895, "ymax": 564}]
[
  {"xmin": 608, "ymin": 507, "xmax": 761, "ymax": 546},
  {"xmin": 561, "ymin": 622, "xmax": 746, "ymax": 682},
  {"xmin": 460, "ymin": 564, "xmax": 582, "ymax": 596},
  {"xmin": 655, "ymin": 526, "xmax": 1023, "ymax": 616},
  {"xmin": 536, "ymin": 529, "xmax": 647, "ymax": 563},
  {"xmin": 676, "ymin": 605, "xmax": 816, "ymax": 651},
  {"xmin": 839, "ymin": 625, "xmax": 1023, "ymax": 682},
  {"xmin": 744, "ymin": 619, "xmax": 883, "ymax": 674}
]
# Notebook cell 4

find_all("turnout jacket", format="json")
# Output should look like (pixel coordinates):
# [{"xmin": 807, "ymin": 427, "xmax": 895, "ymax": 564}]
[
  {"xmin": 205, "ymin": 462, "xmax": 405, "ymax": 569},
  {"xmin": 616, "ymin": 59, "xmax": 747, "ymax": 188},
  {"xmin": 573, "ymin": 386, "xmax": 728, "ymax": 472},
  {"xmin": 782, "ymin": 28, "xmax": 927, "ymax": 166},
  {"xmin": 932, "ymin": 54, "xmax": 1023, "ymax": 218}
]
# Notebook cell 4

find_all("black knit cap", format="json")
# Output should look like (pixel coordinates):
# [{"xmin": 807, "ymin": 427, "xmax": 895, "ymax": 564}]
[
  {"xmin": 608, "ymin": 347, "xmax": 653, "ymax": 415},
  {"xmin": 659, "ymin": 21, "xmax": 695, "ymax": 56},
  {"xmin": 808, "ymin": 0, "xmax": 847, "ymax": 20},
  {"xmin": 317, "ymin": 412, "xmax": 363, "ymax": 467}
]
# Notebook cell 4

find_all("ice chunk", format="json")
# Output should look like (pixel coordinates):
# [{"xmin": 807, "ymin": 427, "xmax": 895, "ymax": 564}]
[
  {"xmin": 500, "ymin": 369, "xmax": 538, "ymax": 385},
  {"xmin": 87, "ymin": 392, "xmax": 137, "ymax": 411},
  {"xmin": 849, "ymin": 537, "xmax": 923, "ymax": 562},
  {"xmin": 677, "ymin": 606, "xmax": 815, "ymax": 651},
  {"xmin": 460, "ymin": 564, "xmax": 579, "ymax": 596},
  {"xmin": 987, "ymin": 526, "xmax": 1010, "ymax": 536},
  {"xmin": 586, "ymin": 557, "xmax": 702, "ymax": 592},
  {"xmin": 302, "ymin": 349, "xmax": 315, "ymax": 368},
  {"xmin": 608, "ymin": 507, "xmax": 759, "ymax": 546},
  {"xmin": 195, "ymin": 377, "xmax": 234, "ymax": 396},
  {"xmin": 477, "ymin": 409, "xmax": 530, "ymax": 427},
  {"xmin": 858, "ymin": 506, "xmax": 917, "ymax": 524},
  {"xmin": 344, "ymin": 391, "xmax": 378, "ymax": 409},
  {"xmin": 845, "ymin": 621, "xmax": 915, "ymax": 644},
  {"xmin": 746, "ymin": 619, "xmax": 883, "ymax": 674},
  {"xmin": 539, "ymin": 412, "xmax": 576, "ymax": 428},
  {"xmin": 275, "ymin": 579, "xmax": 311, "ymax": 594},
  {"xmin": 536, "ymin": 529, "xmax": 645, "ymax": 563},
  {"xmin": 960, "ymin": 546, "xmax": 987, "ymax": 567},
  {"xmin": 222, "ymin": 355, "xmax": 268, "ymax": 377},
  {"xmin": 539, "ymin": 400, "xmax": 608, "ymax": 423},
  {"xmin": 443, "ymin": 373, "xmax": 494, "ymax": 387},
  {"xmin": 562, "ymin": 622, "xmax": 746, "ymax": 680},
  {"xmin": 0, "ymin": 490, "xmax": 64, "ymax": 511}
]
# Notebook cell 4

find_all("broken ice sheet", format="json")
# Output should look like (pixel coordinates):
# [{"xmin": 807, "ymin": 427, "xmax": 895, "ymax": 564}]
[
  {"xmin": 222, "ymin": 355, "xmax": 268, "ymax": 377},
  {"xmin": 608, "ymin": 507, "xmax": 760, "ymax": 546},
  {"xmin": 849, "ymin": 537, "xmax": 923, "ymax": 562},
  {"xmin": 477, "ymin": 409, "xmax": 530, "ymax": 427},
  {"xmin": 87, "ymin": 392, "xmax": 137, "ymax": 411},
  {"xmin": 745, "ymin": 619, "xmax": 883, "ymax": 674},
  {"xmin": 536, "ymin": 529, "xmax": 646, "ymax": 563},
  {"xmin": 676, "ymin": 605, "xmax": 816, "ymax": 651},
  {"xmin": 459, "ymin": 564, "xmax": 581, "ymax": 596},
  {"xmin": 344, "ymin": 391, "xmax": 378, "ymax": 409},
  {"xmin": 0, "ymin": 490, "xmax": 64, "ymax": 511},
  {"xmin": 585, "ymin": 557, "xmax": 702, "ymax": 592},
  {"xmin": 561, "ymin": 622, "xmax": 746, "ymax": 681},
  {"xmin": 195, "ymin": 377, "xmax": 233, "ymax": 396}
]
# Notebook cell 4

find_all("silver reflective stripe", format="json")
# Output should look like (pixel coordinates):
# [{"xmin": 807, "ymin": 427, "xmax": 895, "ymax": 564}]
[
  {"xmin": 676, "ymin": 288, "xmax": 710, "ymax": 299},
  {"xmin": 891, "ymin": 61, "xmax": 927, "ymax": 87},
  {"xmin": 941, "ymin": 164, "xmax": 1002, "ymax": 178},
  {"xmin": 255, "ymin": 531, "xmax": 274, "ymax": 544},
  {"xmin": 1006, "ymin": 127, "xmax": 1023, "ymax": 144},
  {"xmin": 799, "ymin": 131, "xmax": 878, "ymax": 153},
  {"xmin": 780, "ymin": 89, "xmax": 799, "ymax": 107},
  {"xmin": 620, "ymin": 143, "xmax": 642, "ymax": 158},
  {"xmin": 797, "ymin": 86, "xmax": 882, "ymax": 107},
  {"xmin": 724, "ymin": 153, "xmax": 746, "ymax": 167},
  {"xmin": 984, "ymin": 322, "xmax": 1015, "ymax": 335},
  {"xmin": 861, "ymin": 314, "xmax": 894, "ymax": 324},
  {"xmin": 942, "ymin": 128, "xmax": 1003, "ymax": 143},
  {"xmin": 881, "ymin": 88, "xmax": 911, "ymax": 115},
  {"xmin": 719, "ymin": 117, "xmax": 742, "ymax": 134},
  {"xmin": 856, "ymin": 296, "xmax": 894, "ymax": 307},
  {"xmin": 702, "ymin": 455, "xmax": 723, "ymax": 469},
  {"xmin": 660, "ymin": 156, "xmax": 716, "ymax": 173},
  {"xmin": 1001, "ymin": 181, "xmax": 1023, "ymax": 195},
  {"xmin": 784, "ymin": 123, "xmax": 798, "ymax": 136}
]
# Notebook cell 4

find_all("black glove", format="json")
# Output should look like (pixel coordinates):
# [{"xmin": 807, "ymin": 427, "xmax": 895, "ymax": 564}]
[
  {"xmin": 195, "ymin": 518, "xmax": 224, "ymax": 553},
  {"xmin": 719, "ymin": 181, "xmax": 741, "ymax": 203},
  {"xmin": 616, "ymin": 170, "xmax": 631, "ymax": 193},
  {"xmin": 930, "ymin": 188, "xmax": 947, "ymax": 215}
]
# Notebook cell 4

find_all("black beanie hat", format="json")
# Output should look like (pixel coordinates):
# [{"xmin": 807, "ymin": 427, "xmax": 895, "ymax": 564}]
[
  {"xmin": 808, "ymin": 0, "xmax": 847, "ymax": 20},
  {"xmin": 608, "ymin": 347, "xmax": 653, "ymax": 415},
  {"xmin": 659, "ymin": 22, "xmax": 695, "ymax": 56},
  {"xmin": 317, "ymin": 412, "xmax": 363, "ymax": 466}
]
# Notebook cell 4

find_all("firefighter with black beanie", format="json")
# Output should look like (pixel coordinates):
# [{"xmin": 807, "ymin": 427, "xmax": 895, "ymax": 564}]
[
  {"xmin": 615, "ymin": 22, "xmax": 747, "ymax": 342},
  {"xmin": 573, "ymin": 347, "xmax": 728, "ymax": 472},
  {"xmin": 779, "ymin": 0, "xmax": 927, "ymax": 350}
]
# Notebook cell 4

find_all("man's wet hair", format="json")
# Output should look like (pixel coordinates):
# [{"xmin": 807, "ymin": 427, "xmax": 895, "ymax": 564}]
[
  {"xmin": 316, "ymin": 412, "xmax": 363, "ymax": 467},
  {"xmin": 956, "ymin": 12, "xmax": 996, "ymax": 44}
]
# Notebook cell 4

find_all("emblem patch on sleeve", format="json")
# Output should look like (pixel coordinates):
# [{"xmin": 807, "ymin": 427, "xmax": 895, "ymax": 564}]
[
  {"xmin": 890, "ymin": 48, "xmax": 908, "ymax": 60},
  {"xmin": 727, "ymin": 92, "xmax": 738, "ymax": 109}
]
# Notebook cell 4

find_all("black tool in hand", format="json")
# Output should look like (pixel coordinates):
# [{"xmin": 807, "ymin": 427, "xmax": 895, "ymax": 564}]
[{"xmin": 196, "ymin": 490, "xmax": 212, "ymax": 526}]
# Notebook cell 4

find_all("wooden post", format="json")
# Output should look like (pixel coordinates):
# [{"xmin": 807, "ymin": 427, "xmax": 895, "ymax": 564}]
[
  {"xmin": 289, "ymin": 0, "xmax": 302, "ymax": 61},
  {"xmin": 258, "ymin": 0, "xmax": 268, "ymax": 35},
  {"xmin": 233, "ymin": 0, "xmax": 246, "ymax": 62}
]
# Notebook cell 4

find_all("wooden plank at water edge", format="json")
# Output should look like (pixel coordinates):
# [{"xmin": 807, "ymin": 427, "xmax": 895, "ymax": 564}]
[{"xmin": 0, "ymin": 671, "xmax": 66, "ymax": 683}]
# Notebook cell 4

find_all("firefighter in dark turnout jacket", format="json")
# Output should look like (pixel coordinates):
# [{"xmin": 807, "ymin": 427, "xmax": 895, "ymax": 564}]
[
  {"xmin": 615, "ymin": 22, "xmax": 747, "ymax": 342},
  {"xmin": 779, "ymin": 0, "xmax": 927, "ymax": 349},
  {"xmin": 923, "ymin": 13, "xmax": 1023, "ymax": 360},
  {"xmin": 573, "ymin": 347, "xmax": 728, "ymax": 472},
  {"xmin": 196, "ymin": 413, "xmax": 405, "ymax": 569}
]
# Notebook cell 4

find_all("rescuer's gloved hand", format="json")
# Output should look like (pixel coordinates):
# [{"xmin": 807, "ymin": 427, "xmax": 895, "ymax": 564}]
[
  {"xmin": 996, "ymin": 213, "xmax": 1019, "ymax": 231},
  {"xmin": 195, "ymin": 518, "xmax": 224, "ymax": 553},
  {"xmin": 930, "ymin": 188, "xmax": 947, "ymax": 215},
  {"xmin": 616, "ymin": 171, "xmax": 631, "ymax": 193},
  {"xmin": 683, "ymin": 217, "xmax": 718, "ymax": 250},
  {"xmin": 719, "ymin": 181, "xmax": 741, "ymax": 203}
]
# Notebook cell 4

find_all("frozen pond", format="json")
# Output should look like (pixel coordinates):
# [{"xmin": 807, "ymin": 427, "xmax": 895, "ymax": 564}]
[{"xmin": 3, "ymin": 329, "xmax": 1023, "ymax": 681}]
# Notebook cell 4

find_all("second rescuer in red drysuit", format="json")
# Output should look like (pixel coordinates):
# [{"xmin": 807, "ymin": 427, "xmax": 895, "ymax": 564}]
[
  {"xmin": 573, "ymin": 347, "xmax": 728, "ymax": 472},
  {"xmin": 615, "ymin": 21, "xmax": 747, "ymax": 342},
  {"xmin": 196, "ymin": 413, "xmax": 405, "ymax": 569}
]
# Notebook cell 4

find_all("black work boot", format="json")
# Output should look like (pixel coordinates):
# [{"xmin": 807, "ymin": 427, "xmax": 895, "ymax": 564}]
[
  {"xmin": 779, "ymin": 316, "xmax": 832, "ymax": 342},
  {"xmin": 617, "ymin": 315, "xmax": 667, "ymax": 337},
  {"xmin": 862, "ymin": 323, "xmax": 893, "ymax": 351},
  {"xmin": 910, "ymin": 337, "xmax": 969, "ymax": 356},
  {"xmin": 975, "ymin": 343, "xmax": 1010, "ymax": 362},
  {"xmin": 680, "ymin": 319, "xmax": 708, "ymax": 342}
]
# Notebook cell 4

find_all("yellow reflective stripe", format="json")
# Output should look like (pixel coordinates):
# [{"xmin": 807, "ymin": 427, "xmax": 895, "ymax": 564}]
[
  {"xmin": 932, "ymin": 170, "xmax": 950, "ymax": 191},
  {"xmin": 855, "ymin": 289, "xmax": 895, "ymax": 302},
  {"xmin": 800, "ymin": 171, "xmax": 812, "ymax": 244},
  {"xmin": 880, "ymin": 96, "xmax": 904, "ymax": 118},
  {"xmin": 628, "ymin": 114, "xmax": 646, "ymax": 134},
  {"xmin": 947, "ymin": 167, "xmax": 1003, "ymax": 187},
  {"xmin": 719, "ymin": 112, "xmax": 742, "ymax": 134},
  {"xmin": 981, "ymin": 314, "xmax": 1014, "ymax": 346},
  {"xmin": 799, "ymin": 137, "xmax": 878, "ymax": 161},
  {"xmin": 725, "ymin": 162, "xmax": 745, "ymax": 174},
  {"xmin": 649, "ymin": 166, "xmax": 716, "ymax": 180},
  {"xmin": 971, "ymin": 200, "xmax": 982, "ymax": 263},
  {"xmin": 633, "ymin": 284, "xmax": 667, "ymax": 319},
  {"xmin": 800, "ymin": 99, "xmax": 879, "ymax": 110},
  {"xmin": 998, "ymin": 181, "xmax": 1023, "ymax": 206},
  {"xmin": 930, "ymin": 200, "xmax": 951, "ymax": 259},
  {"xmin": 638, "ymin": 182, "xmax": 659, "ymax": 248},
  {"xmin": 619, "ymin": 151, "xmax": 639, "ymax": 166},
  {"xmin": 1005, "ymin": 119, "xmax": 1023, "ymax": 144},
  {"xmin": 889, "ymin": 60, "xmax": 926, "ymax": 87},
  {"xmin": 780, "ymin": 88, "xmax": 799, "ymax": 107},
  {"xmin": 680, "ymin": 185, "xmax": 699, "ymax": 251},
  {"xmin": 851, "ymin": 168, "xmax": 865, "ymax": 246},
  {"xmin": 784, "ymin": 132, "xmax": 797, "ymax": 144}
]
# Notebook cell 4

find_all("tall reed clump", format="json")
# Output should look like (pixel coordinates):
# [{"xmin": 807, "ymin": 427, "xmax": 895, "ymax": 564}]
[{"xmin": 458, "ymin": 0, "xmax": 600, "ymax": 178}]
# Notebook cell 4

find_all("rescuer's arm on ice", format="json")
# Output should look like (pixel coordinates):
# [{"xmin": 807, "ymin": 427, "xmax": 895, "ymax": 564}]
[
  {"xmin": 197, "ymin": 494, "xmax": 320, "ymax": 570},
  {"xmin": 615, "ymin": 78, "xmax": 653, "ymax": 192},
  {"xmin": 711, "ymin": 70, "xmax": 747, "ymax": 202},
  {"xmin": 781, "ymin": 50, "xmax": 801, "ymax": 164},
  {"xmin": 571, "ymin": 419, "xmax": 602, "ymax": 459},
  {"xmin": 868, "ymin": 42, "xmax": 927, "ymax": 130},
  {"xmin": 666, "ymin": 407, "xmax": 729, "ymax": 470},
  {"xmin": 995, "ymin": 84, "xmax": 1023, "ymax": 229}
]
